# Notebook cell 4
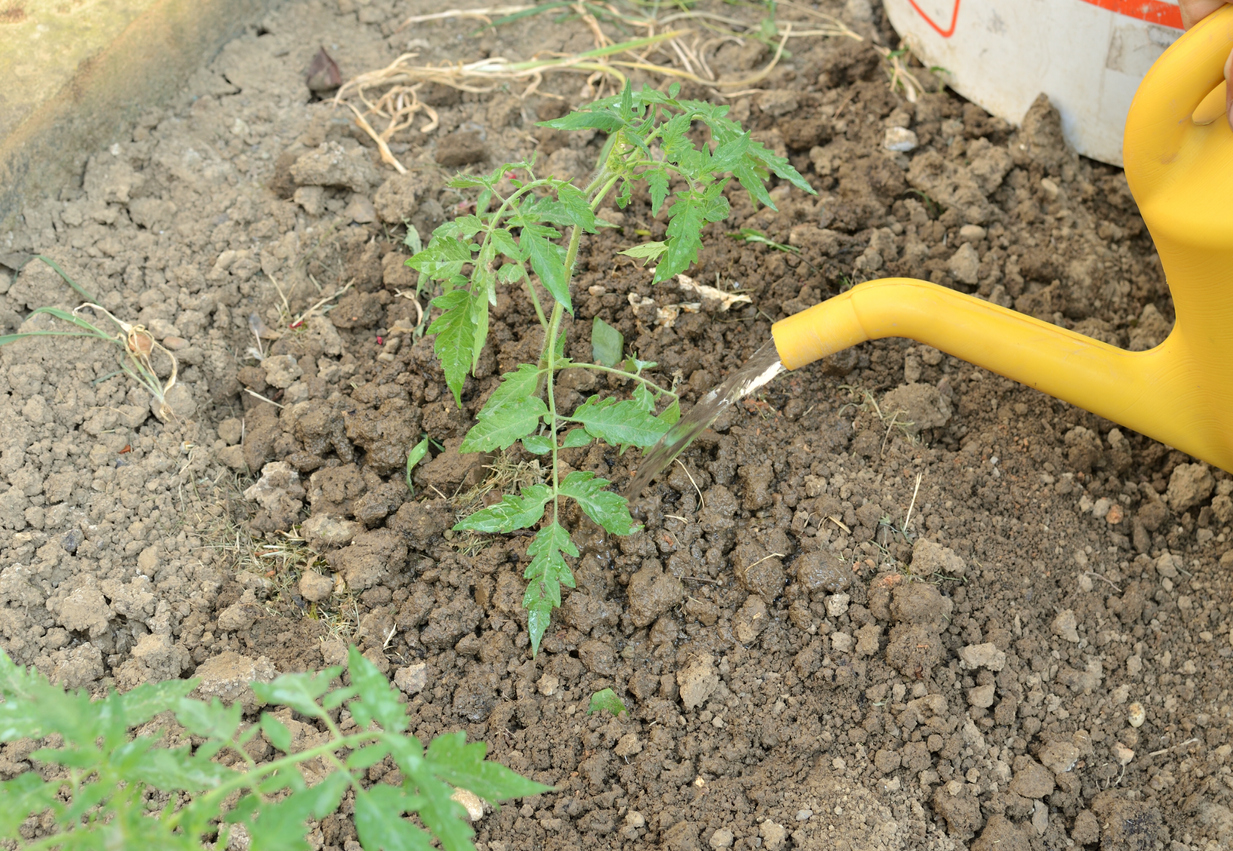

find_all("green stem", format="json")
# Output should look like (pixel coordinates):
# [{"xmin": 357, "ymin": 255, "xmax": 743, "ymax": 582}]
[{"xmin": 567, "ymin": 363, "xmax": 680, "ymax": 400}]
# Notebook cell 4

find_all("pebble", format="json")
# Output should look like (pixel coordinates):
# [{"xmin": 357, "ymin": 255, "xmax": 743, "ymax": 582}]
[
  {"xmin": 393, "ymin": 662, "xmax": 428, "ymax": 695},
  {"xmin": 825, "ymin": 592, "xmax": 850, "ymax": 618},
  {"xmin": 795, "ymin": 809, "xmax": 812, "ymax": 821},
  {"xmin": 298, "ymin": 570, "xmax": 335, "ymax": 603},
  {"xmin": 708, "ymin": 828, "xmax": 735, "ymax": 849},
  {"xmin": 958, "ymin": 642, "xmax": 1006, "ymax": 671},
  {"xmin": 883, "ymin": 126, "xmax": 918, "ymax": 152},
  {"xmin": 537, "ymin": 673, "xmax": 559, "ymax": 696},
  {"xmin": 1112, "ymin": 742, "xmax": 1135, "ymax": 766}
]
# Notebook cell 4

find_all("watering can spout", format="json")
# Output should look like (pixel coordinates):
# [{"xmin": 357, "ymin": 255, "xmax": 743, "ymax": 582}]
[{"xmin": 772, "ymin": 7, "xmax": 1233, "ymax": 473}]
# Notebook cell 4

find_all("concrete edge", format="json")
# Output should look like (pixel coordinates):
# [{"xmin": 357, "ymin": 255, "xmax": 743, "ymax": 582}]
[{"xmin": 0, "ymin": 0, "xmax": 278, "ymax": 232}]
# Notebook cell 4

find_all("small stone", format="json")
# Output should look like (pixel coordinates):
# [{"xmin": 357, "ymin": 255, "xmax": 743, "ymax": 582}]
[
  {"xmin": 263, "ymin": 354, "xmax": 303, "ymax": 389},
  {"xmin": 1038, "ymin": 739, "xmax": 1081, "ymax": 775},
  {"xmin": 958, "ymin": 642, "xmax": 1006, "ymax": 671},
  {"xmin": 830, "ymin": 632, "xmax": 854, "ymax": 653},
  {"xmin": 947, "ymin": 243, "xmax": 980, "ymax": 285},
  {"xmin": 1128, "ymin": 702, "xmax": 1146, "ymax": 727},
  {"xmin": 795, "ymin": 809, "xmax": 812, "ymax": 821},
  {"xmin": 614, "ymin": 733, "xmax": 643, "ymax": 758},
  {"xmin": 1052, "ymin": 609, "xmax": 1080, "ymax": 642},
  {"xmin": 825, "ymin": 593, "xmax": 850, "ymax": 618},
  {"xmin": 451, "ymin": 788, "xmax": 486, "ymax": 821},
  {"xmin": 393, "ymin": 662, "xmax": 428, "ymax": 695},
  {"xmin": 709, "ymin": 828, "xmax": 735, "ymax": 849},
  {"xmin": 884, "ymin": 126, "xmax": 919, "ymax": 152},
  {"xmin": 958, "ymin": 224, "xmax": 987, "ymax": 242},
  {"xmin": 1112, "ymin": 742, "xmax": 1135, "ymax": 766},
  {"xmin": 537, "ymin": 673, "xmax": 559, "ymax": 696},
  {"xmin": 298, "ymin": 570, "xmax": 335, "ymax": 603},
  {"xmin": 677, "ymin": 653, "xmax": 719, "ymax": 710},
  {"xmin": 966, "ymin": 683, "xmax": 996, "ymax": 708},
  {"xmin": 759, "ymin": 820, "xmax": 787, "ymax": 851},
  {"xmin": 1166, "ymin": 462, "xmax": 1214, "ymax": 513},
  {"xmin": 301, "ymin": 514, "xmax": 363, "ymax": 549},
  {"xmin": 344, "ymin": 195, "xmax": 376, "ymax": 224}
]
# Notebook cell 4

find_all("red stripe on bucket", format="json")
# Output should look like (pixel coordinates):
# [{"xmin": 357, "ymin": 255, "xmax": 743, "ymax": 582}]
[
  {"xmin": 1077, "ymin": 0, "xmax": 1183, "ymax": 29},
  {"xmin": 907, "ymin": 0, "xmax": 961, "ymax": 38}
]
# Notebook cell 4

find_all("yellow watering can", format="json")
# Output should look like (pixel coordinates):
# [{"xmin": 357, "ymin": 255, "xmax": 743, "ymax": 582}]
[{"xmin": 772, "ymin": 8, "xmax": 1233, "ymax": 472}]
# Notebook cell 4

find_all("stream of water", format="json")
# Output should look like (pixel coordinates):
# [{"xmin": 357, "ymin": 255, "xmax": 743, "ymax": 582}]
[{"xmin": 625, "ymin": 340, "xmax": 786, "ymax": 500}]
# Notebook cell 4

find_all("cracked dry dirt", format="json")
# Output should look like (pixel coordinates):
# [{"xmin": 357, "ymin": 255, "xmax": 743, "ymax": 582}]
[{"xmin": 2, "ymin": 1, "xmax": 1233, "ymax": 849}]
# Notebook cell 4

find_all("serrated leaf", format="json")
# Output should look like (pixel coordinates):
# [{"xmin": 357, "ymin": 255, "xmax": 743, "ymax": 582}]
[
  {"xmin": 587, "ymin": 688, "xmax": 627, "ymax": 717},
  {"xmin": 173, "ymin": 696, "xmax": 243, "ymax": 742},
  {"xmin": 460, "ymin": 396, "xmax": 547, "ymax": 453},
  {"xmin": 355, "ymin": 786, "xmax": 437, "ymax": 851},
  {"xmin": 407, "ymin": 236, "xmax": 472, "ymax": 281},
  {"xmin": 523, "ymin": 523, "xmax": 578, "ymax": 655},
  {"xmin": 561, "ymin": 428, "xmax": 592, "ymax": 449},
  {"xmin": 632, "ymin": 382, "xmax": 655, "ymax": 412},
  {"xmin": 496, "ymin": 263, "xmax": 526, "ymax": 285},
  {"xmin": 347, "ymin": 742, "xmax": 392, "ymax": 771},
  {"xmin": 429, "ymin": 289, "xmax": 479, "ymax": 407},
  {"xmin": 521, "ymin": 434, "xmax": 552, "ymax": 455},
  {"xmin": 540, "ymin": 111, "xmax": 625, "ymax": 133},
  {"xmin": 591, "ymin": 317, "xmax": 623, "ymax": 367},
  {"xmin": 617, "ymin": 241, "xmax": 667, "ymax": 266},
  {"xmin": 646, "ymin": 168, "xmax": 670, "ymax": 216},
  {"xmin": 484, "ymin": 363, "xmax": 544, "ymax": 414},
  {"xmin": 571, "ymin": 396, "xmax": 672, "ymax": 448},
  {"xmin": 660, "ymin": 398, "xmax": 681, "ymax": 426},
  {"xmin": 347, "ymin": 646, "xmax": 409, "ymax": 734},
  {"xmin": 710, "ymin": 133, "xmax": 751, "ymax": 174},
  {"xmin": 531, "ymin": 183, "xmax": 597, "ymax": 232},
  {"xmin": 260, "ymin": 715, "xmax": 293, "ymax": 753},
  {"xmin": 426, "ymin": 732, "xmax": 552, "ymax": 802},
  {"xmin": 524, "ymin": 230, "xmax": 571, "ymax": 314},
  {"xmin": 558, "ymin": 471, "xmax": 638, "ymax": 535},
  {"xmin": 489, "ymin": 228, "xmax": 522, "ymax": 263},
  {"xmin": 456, "ymin": 484, "xmax": 552, "ymax": 534},
  {"xmin": 251, "ymin": 668, "xmax": 341, "ymax": 720},
  {"xmin": 656, "ymin": 195, "xmax": 705, "ymax": 283}
]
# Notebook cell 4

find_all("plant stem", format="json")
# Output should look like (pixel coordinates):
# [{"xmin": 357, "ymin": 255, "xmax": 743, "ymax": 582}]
[{"xmin": 567, "ymin": 362, "xmax": 680, "ymax": 399}]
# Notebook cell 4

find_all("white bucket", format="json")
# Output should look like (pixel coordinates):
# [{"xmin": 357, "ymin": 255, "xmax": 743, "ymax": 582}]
[{"xmin": 882, "ymin": 0, "xmax": 1184, "ymax": 165}]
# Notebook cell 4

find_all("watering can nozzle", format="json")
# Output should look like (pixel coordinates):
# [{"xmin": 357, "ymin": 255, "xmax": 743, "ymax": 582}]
[{"xmin": 772, "ymin": 6, "xmax": 1233, "ymax": 472}]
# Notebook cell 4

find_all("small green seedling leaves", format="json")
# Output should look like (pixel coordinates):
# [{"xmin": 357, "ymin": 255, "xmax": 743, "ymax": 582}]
[
  {"xmin": 407, "ymin": 79, "xmax": 814, "ymax": 652},
  {"xmin": 591, "ymin": 317, "xmax": 624, "ymax": 367},
  {"xmin": 0, "ymin": 647, "xmax": 547, "ymax": 851},
  {"xmin": 587, "ymin": 688, "xmax": 628, "ymax": 717},
  {"xmin": 405, "ymin": 437, "xmax": 431, "ymax": 494}
]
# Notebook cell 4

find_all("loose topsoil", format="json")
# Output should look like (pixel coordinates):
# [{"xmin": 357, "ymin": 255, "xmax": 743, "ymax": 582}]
[{"xmin": 2, "ymin": 1, "xmax": 1232, "ymax": 849}]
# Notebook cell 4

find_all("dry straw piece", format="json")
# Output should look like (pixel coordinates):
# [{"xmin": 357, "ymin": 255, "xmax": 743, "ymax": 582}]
[{"xmin": 335, "ymin": 0, "xmax": 864, "ymax": 172}]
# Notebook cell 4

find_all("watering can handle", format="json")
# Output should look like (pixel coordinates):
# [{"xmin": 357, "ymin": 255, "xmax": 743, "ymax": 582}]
[{"xmin": 1123, "ymin": 5, "xmax": 1233, "ymax": 192}]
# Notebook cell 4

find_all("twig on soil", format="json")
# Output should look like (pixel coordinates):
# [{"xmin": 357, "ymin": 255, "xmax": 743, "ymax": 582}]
[
  {"xmin": 902, "ymin": 472, "xmax": 923, "ymax": 535},
  {"xmin": 1148, "ymin": 738, "xmax": 1199, "ymax": 758},
  {"xmin": 243, "ymin": 388, "xmax": 285, "ymax": 409},
  {"xmin": 1084, "ymin": 571, "xmax": 1122, "ymax": 593},
  {"xmin": 674, "ymin": 458, "xmax": 704, "ymax": 509}
]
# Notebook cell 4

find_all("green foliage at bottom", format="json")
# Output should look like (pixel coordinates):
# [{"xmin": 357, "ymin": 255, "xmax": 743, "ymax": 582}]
[{"xmin": 0, "ymin": 647, "xmax": 549, "ymax": 850}]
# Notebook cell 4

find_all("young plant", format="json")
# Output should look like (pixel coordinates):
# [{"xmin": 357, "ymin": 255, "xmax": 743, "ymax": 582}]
[
  {"xmin": 0, "ymin": 646, "xmax": 547, "ymax": 850},
  {"xmin": 409, "ymin": 82, "xmax": 813, "ymax": 653},
  {"xmin": 0, "ymin": 256, "xmax": 179, "ymax": 421}
]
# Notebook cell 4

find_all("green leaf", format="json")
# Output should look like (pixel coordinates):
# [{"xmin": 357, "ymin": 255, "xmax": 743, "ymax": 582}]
[
  {"xmin": 260, "ymin": 715, "xmax": 293, "ymax": 753},
  {"xmin": 522, "ymin": 523, "xmax": 578, "ymax": 655},
  {"xmin": 561, "ymin": 428, "xmax": 592, "ymax": 449},
  {"xmin": 660, "ymin": 398, "xmax": 681, "ymax": 426},
  {"xmin": 347, "ymin": 741, "xmax": 393, "ymax": 771},
  {"xmin": 710, "ymin": 133, "xmax": 751, "ymax": 174},
  {"xmin": 405, "ymin": 437, "xmax": 430, "ymax": 494},
  {"xmin": 540, "ymin": 111, "xmax": 624, "ymax": 134},
  {"xmin": 428, "ymin": 289, "xmax": 479, "ymax": 407},
  {"xmin": 355, "ymin": 786, "xmax": 437, "ymax": 851},
  {"xmin": 587, "ymin": 688, "xmax": 627, "ymax": 717},
  {"xmin": 531, "ymin": 183, "xmax": 597, "ymax": 232},
  {"xmin": 632, "ymin": 382, "xmax": 655, "ymax": 412},
  {"xmin": 489, "ymin": 228, "xmax": 523, "ymax": 263},
  {"xmin": 524, "ymin": 229, "xmax": 572, "ymax": 314},
  {"xmin": 617, "ymin": 241, "xmax": 667, "ymax": 265},
  {"xmin": 248, "ymin": 770, "xmax": 351, "ymax": 851},
  {"xmin": 656, "ymin": 195, "xmax": 705, "ymax": 283},
  {"xmin": 456, "ymin": 484, "xmax": 552, "ymax": 534},
  {"xmin": 484, "ymin": 363, "xmax": 544, "ymax": 414},
  {"xmin": 461, "ymin": 396, "xmax": 547, "ymax": 453},
  {"xmin": 251, "ymin": 668, "xmax": 341, "ymax": 720},
  {"xmin": 591, "ymin": 317, "xmax": 623, "ymax": 367},
  {"xmin": 571, "ymin": 396, "xmax": 672, "ymax": 448},
  {"xmin": 646, "ymin": 168, "xmax": 670, "ymax": 216},
  {"xmin": 347, "ymin": 646, "xmax": 410, "ymax": 734},
  {"xmin": 426, "ymin": 731, "xmax": 552, "ymax": 802},
  {"xmin": 558, "ymin": 471, "xmax": 638, "ymax": 535},
  {"xmin": 521, "ymin": 434, "xmax": 552, "ymax": 455},
  {"xmin": 0, "ymin": 773, "xmax": 60, "ymax": 836},
  {"xmin": 407, "ymin": 236, "xmax": 472, "ymax": 281}
]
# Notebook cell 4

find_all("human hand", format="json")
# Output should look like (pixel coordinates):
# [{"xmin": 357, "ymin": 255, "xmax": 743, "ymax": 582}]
[{"xmin": 1179, "ymin": 0, "xmax": 1233, "ymax": 128}]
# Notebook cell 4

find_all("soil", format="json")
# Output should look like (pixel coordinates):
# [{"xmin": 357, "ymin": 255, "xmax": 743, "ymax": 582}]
[{"xmin": 2, "ymin": 1, "xmax": 1232, "ymax": 849}]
